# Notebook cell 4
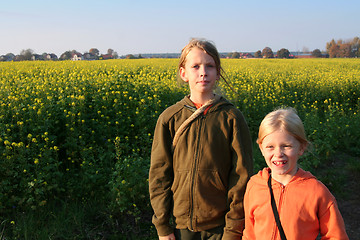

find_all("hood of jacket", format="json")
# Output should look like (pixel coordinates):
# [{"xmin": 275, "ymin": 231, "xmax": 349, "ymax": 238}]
[
  {"xmin": 250, "ymin": 167, "xmax": 316, "ymax": 186},
  {"xmin": 175, "ymin": 94, "xmax": 234, "ymax": 114}
]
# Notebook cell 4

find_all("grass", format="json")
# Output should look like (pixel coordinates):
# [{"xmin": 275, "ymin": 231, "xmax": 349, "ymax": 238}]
[
  {"xmin": 3, "ymin": 199, "xmax": 157, "ymax": 240},
  {"xmin": 310, "ymin": 153, "xmax": 360, "ymax": 200},
  {"xmin": 6, "ymin": 153, "xmax": 358, "ymax": 240},
  {"xmin": 1, "ymin": 153, "xmax": 358, "ymax": 240}
]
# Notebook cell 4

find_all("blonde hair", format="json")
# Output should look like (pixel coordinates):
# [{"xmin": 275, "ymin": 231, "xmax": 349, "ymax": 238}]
[
  {"xmin": 257, "ymin": 107, "xmax": 309, "ymax": 148},
  {"xmin": 178, "ymin": 38, "xmax": 226, "ymax": 82}
]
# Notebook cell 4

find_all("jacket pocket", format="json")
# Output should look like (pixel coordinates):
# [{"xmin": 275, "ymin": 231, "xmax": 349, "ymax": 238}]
[
  {"xmin": 195, "ymin": 170, "xmax": 228, "ymax": 220},
  {"xmin": 171, "ymin": 169, "xmax": 191, "ymax": 218}
]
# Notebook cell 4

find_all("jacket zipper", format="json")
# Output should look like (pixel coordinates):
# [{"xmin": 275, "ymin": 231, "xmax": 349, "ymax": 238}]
[
  {"xmin": 273, "ymin": 185, "xmax": 286, "ymax": 239},
  {"xmin": 189, "ymin": 114, "xmax": 205, "ymax": 231}
]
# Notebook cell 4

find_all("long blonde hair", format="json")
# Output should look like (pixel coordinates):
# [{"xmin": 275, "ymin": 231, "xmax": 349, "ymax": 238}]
[{"xmin": 257, "ymin": 107, "xmax": 309, "ymax": 148}]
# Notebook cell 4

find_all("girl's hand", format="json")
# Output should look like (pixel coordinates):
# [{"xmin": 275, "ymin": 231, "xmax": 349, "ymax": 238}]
[{"xmin": 159, "ymin": 233, "xmax": 175, "ymax": 240}]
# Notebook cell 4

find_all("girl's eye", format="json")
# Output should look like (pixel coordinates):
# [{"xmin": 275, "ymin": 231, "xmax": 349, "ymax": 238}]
[
  {"xmin": 192, "ymin": 65, "xmax": 199, "ymax": 69},
  {"xmin": 266, "ymin": 146, "xmax": 274, "ymax": 149}
]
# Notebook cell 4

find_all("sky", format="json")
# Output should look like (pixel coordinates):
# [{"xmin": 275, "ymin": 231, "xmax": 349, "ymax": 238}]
[{"xmin": 1, "ymin": 0, "xmax": 359, "ymax": 57}]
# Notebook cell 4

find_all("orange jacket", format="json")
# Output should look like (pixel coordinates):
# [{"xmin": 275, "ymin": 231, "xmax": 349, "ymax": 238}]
[{"xmin": 243, "ymin": 168, "xmax": 348, "ymax": 240}]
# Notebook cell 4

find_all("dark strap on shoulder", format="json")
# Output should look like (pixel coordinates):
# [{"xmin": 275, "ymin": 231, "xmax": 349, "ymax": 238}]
[{"xmin": 268, "ymin": 175, "xmax": 287, "ymax": 240}]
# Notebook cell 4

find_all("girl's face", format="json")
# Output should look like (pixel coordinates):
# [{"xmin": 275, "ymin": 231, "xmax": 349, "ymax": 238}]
[
  {"xmin": 179, "ymin": 47, "xmax": 219, "ymax": 99},
  {"xmin": 259, "ymin": 129, "xmax": 306, "ymax": 185}
]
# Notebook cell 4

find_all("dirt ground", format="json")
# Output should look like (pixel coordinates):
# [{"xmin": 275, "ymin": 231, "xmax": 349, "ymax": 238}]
[
  {"xmin": 338, "ymin": 199, "xmax": 360, "ymax": 239},
  {"xmin": 330, "ymin": 153, "xmax": 360, "ymax": 239}
]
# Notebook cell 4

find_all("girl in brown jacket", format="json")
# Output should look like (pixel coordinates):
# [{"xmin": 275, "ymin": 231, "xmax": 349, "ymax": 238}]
[{"xmin": 149, "ymin": 38, "xmax": 253, "ymax": 240}]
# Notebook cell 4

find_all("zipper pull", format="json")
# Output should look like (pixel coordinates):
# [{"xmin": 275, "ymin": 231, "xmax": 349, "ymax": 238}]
[{"xmin": 184, "ymin": 105, "xmax": 197, "ymax": 112}]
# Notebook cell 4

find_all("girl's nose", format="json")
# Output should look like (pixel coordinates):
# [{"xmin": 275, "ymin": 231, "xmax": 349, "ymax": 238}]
[
  {"xmin": 200, "ymin": 66, "xmax": 207, "ymax": 77},
  {"xmin": 274, "ymin": 147, "xmax": 284, "ymax": 157}
]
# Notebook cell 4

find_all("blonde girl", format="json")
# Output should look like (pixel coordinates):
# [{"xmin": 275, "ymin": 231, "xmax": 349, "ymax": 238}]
[{"xmin": 243, "ymin": 107, "xmax": 348, "ymax": 240}]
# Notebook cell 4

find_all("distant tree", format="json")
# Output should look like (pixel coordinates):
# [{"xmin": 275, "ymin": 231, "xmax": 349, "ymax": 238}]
[
  {"xmin": 60, "ymin": 51, "xmax": 72, "ymax": 60},
  {"xmin": 262, "ymin": 47, "xmax": 274, "ymax": 58},
  {"xmin": 326, "ymin": 37, "xmax": 360, "ymax": 58},
  {"xmin": 329, "ymin": 44, "xmax": 340, "ymax": 58},
  {"xmin": 20, "ymin": 49, "xmax": 34, "ymax": 61},
  {"xmin": 339, "ymin": 43, "xmax": 352, "ymax": 58},
  {"xmin": 277, "ymin": 48, "xmax": 290, "ymax": 58},
  {"xmin": 327, "ymin": 39, "xmax": 344, "ymax": 57},
  {"xmin": 14, "ymin": 55, "xmax": 25, "ymax": 61},
  {"xmin": 231, "ymin": 52, "xmax": 240, "ymax": 58},
  {"xmin": 302, "ymin": 46, "xmax": 310, "ymax": 53},
  {"xmin": 254, "ymin": 50, "xmax": 262, "ymax": 58},
  {"xmin": 311, "ymin": 49, "xmax": 323, "ymax": 58},
  {"xmin": 326, "ymin": 39, "xmax": 337, "ymax": 54},
  {"xmin": 107, "ymin": 49, "xmax": 114, "ymax": 55},
  {"xmin": 89, "ymin": 48, "xmax": 100, "ymax": 56},
  {"xmin": 126, "ymin": 54, "xmax": 136, "ymax": 59},
  {"xmin": 112, "ymin": 51, "xmax": 119, "ymax": 59},
  {"xmin": 350, "ymin": 37, "xmax": 360, "ymax": 57}
]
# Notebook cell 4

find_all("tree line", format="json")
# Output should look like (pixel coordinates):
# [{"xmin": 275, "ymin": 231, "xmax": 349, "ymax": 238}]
[
  {"xmin": 1, "ymin": 37, "xmax": 359, "ymax": 61},
  {"xmin": 326, "ymin": 37, "xmax": 360, "ymax": 58},
  {"xmin": 227, "ymin": 37, "xmax": 360, "ymax": 59},
  {"xmin": 0, "ymin": 48, "xmax": 119, "ymax": 62}
]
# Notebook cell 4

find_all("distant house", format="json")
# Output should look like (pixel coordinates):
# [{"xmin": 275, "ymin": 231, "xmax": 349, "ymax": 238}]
[
  {"xmin": 46, "ymin": 53, "xmax": 58, "ymax": 60},
  {"xmin": 83, "ymin": 52, "xmax": 98, "ymax": 60},
  {"xmin": 240, "ymin": 52, "xmax": 254, "ymax": 59},
  {"xmin": 32, "ymin": 54, "xmax": 44, "ymax": 61},
  {"xmin": 0, "ymin": 53, "xmax": 15, "ymax": 61},
  {"xmin": 100, "ymin": 54, "xmax": 113, "ymax": 60},
  {"xmin": 71, "ymin": 52, "xmax": 83, "ymax": 61},
  {"xmin": 295, "ymin": 54, "xmax": 313, "ymax": 59},
  {"xmin": 293, "ymin": 52, "xmax": 313, "ymax": 58}
]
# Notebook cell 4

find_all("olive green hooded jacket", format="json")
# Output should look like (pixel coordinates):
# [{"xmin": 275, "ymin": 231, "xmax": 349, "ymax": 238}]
[{"xmin": 149, "ymin": 95, "xmax": 253, "ymax": 239}]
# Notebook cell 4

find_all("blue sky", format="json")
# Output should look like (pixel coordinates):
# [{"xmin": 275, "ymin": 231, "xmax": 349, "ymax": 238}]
[{"xmin": 1, "ymin": 0, "xmax": 359, "ymax": 56}]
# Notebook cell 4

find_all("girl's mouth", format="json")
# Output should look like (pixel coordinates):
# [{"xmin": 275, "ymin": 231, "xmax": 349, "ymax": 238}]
[
  {"xmin": 198, "ymin": 80, "xmax": 209, "ymax": 84},
  {"xmin": 273, "ymin": 160, "xmax": 288, "ymax": 166}
]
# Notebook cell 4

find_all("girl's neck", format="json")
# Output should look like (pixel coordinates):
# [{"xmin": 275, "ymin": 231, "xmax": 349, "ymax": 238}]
[
  {"xmin": 190, "ymin": 92, "xmax": 215, "ymax": 105},
  {"xmin": 271, "ymin": 167, "xmax": 299, "ymax": 186}
]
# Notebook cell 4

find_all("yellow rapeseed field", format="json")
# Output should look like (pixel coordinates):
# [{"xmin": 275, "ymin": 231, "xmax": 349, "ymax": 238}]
[{"xmin": 0, "ymin": 58, "xmax": 359, "ymax": 213}]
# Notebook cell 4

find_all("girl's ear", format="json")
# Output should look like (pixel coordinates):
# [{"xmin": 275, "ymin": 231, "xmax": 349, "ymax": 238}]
[
  {"xmin": 258, "ymin": 143, "xmax": 265, "ymax": 156},
  {"xmin": 298, "ymin": 143, "xmax": 307, "ymax": 156},
  {"xmin": 179, "ymin": 67, "xmax": 188, "ymax": 82}
]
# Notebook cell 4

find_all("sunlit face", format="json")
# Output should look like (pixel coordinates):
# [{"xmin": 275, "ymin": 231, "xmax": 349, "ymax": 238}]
[
  {"xmin": 259, "ymin": 129, "xmax": 306, "ymax": 185},
  {"xmin": 179, "ymin": 47, "xmax": 219, "ymax": 98}
]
